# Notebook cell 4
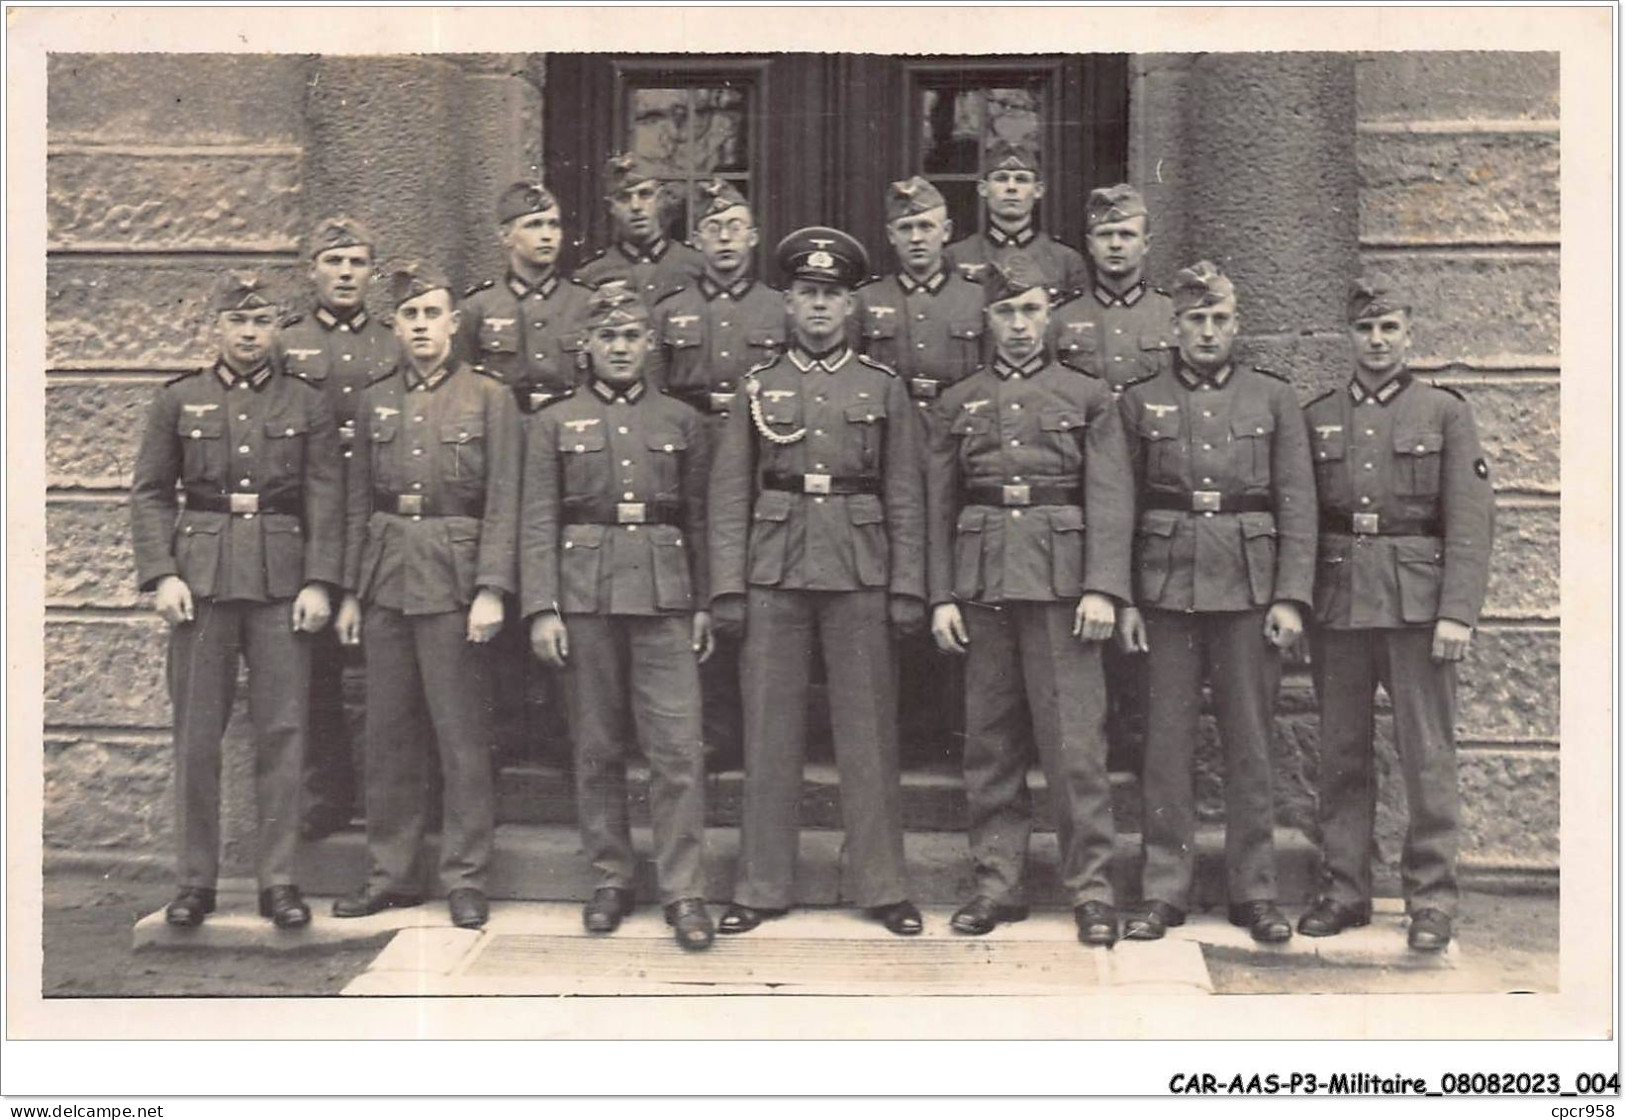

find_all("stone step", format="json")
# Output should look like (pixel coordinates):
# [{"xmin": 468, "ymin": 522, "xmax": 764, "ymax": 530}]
[
  {"xmin": 295, "ymin": 823, "xmax": 1319, "ymax": 909},
  {"xmin": 496, "ymin": 762, "xmax": 1144, "ymax": 834}
]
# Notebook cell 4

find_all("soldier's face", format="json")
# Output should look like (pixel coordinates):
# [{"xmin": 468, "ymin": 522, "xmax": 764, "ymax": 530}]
[
  {"xmin": 214, "ymin": 307, "xmax": 279, "ymax": 371},
  {"xmin": 886, "ymin": 208, "xmax": 952, "ymax": 275},
  {"xmin": 693, "ymin": 205, "xmax": 758, "ymax": 275},
  {"xmin": 608, "ymin": 179, "xmax": 665, "ymax": 243},
  {"xmin": 1086, "ymin": 216, "xmax": 1149, "ymax": 281},
  {"xmin": 1350, "ymin": 310, "xmax": 1412, "ymax": 377},
  {"xmin": 784, "ymin": 279, "xmax": 855, "ymax": 346},
  {"xmin": 310, "ymin": 245, "xmax": 373, "ymax": 312},
  {"xmin": 985, "ymin": 286, "xmax": 1050, "ymax": 361},
  {"xmin": 978, "ymin": 169, "xmax": 1044, "ymax": 223},
  {"xmin": 1175, "ymin": 297, "xmax": 1239, "ymax": 373},
  {"xmin": 588, "ymin": 322, "xmax": 651, "ymax": 384},
  {"xmin": 503, "ymin": 207, "xmax": 564, "ymax": 270},
  {"xmin": 393, "ymin": 289, "xmax": 461, "ymax": 368}
]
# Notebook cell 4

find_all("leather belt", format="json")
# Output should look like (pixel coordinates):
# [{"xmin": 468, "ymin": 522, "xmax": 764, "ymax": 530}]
[
  {"xmin": 184, "ymin": 488, "xmax": 302, "ymax": 517},
  {"xmin": 763, "ymin": 471, "xmax": 882, "ymax": 496},
  {"xmin": 907, "ymin": 376, "xmax": 943, "ymax": 401},
  {"xmin": 1321, "ymin": 512, "xmax": 1441, "ymax": 537},
  {"xmin": 562, "ymin": 500, "xmax": 683, "ymax": 526},
  {"xmin": 961, "ymin": 484, "xmax": 1082, "ymax": 509},
  {"xmin": 670, "ymin": 386, "xmax": 737, "ymax": 414},
  {"xmin": 373, "ymin": 492, "xmax": 485, "ymax": 519},
  {"xmin": 1143, "ymin": 490, "xmax": 1272, "ymax": 514}
]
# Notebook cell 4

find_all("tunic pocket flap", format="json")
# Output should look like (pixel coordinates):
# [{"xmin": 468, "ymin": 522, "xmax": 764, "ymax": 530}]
[
  {"xmin": 1138, "ymin": 508, "xmax": 1181, "ymax": 537},
  {"xmin": 440, "ymin": 418, "xmax": 485, "ymax": 443},
  {"xmin": 177, "ymin": 413, "xmax": 224, "ymax": 439},
  {"xmin": 1060, "ymin": 322, "xmax": 1098, "ymax": 351},
  {"xmin": 1040, "ymin": 409, "xmax": 1087, "ymax": 433},
  {"xmin": 956, "ymin": 507, "xmax": 987, "ymax": 532},
  {"xmin": 562, "ymin": 523, "xmax": 605, "ymax": 549},
  {"xmin": 845, "ymin": 403, "xmax": 886, "ymax": 424},
  {"xmin": 753, "ymin": 489, "xmax": 793, "ymax": 522},
  {"xmin": 1048, "ymin": 505, "xmax": 1085, "ymax": 532},
  {"xmin": 861, "ymin": 312, "xmax": 898, "ymax": 339},
  {"xmin": 1139, "ymin": 331, "xmax": 1172, "ymax": 351},
  {"xmin": 1239, "ymin": 511, "xmax": 1278, "ymax": 539},
  {"xmin": 1312, "ymin": 426, "xmax": 1347, "ymax": 460},
  {"xmin": 846, "ymin": 494, "xmax": 884, "ymax": 526},
  {"xmin": 1395, "ymin": 429, "xmax": 1444, "ymax": 456},
  {"xmin": 949, "ymin": 318, "xmax": 984, "ymax": 340},
  {"xmin": 265, "ymin": 418, "xmax": 309, "ymax": 439},
  {"xmin": 177, "ymin": 513, "xmax": 223, "ymax": 535},
  {"xmin": 747, "ymin": 327, "xmax": 784, "ymax": 348},
  {"xmin": 478, "ymin": 318, "xmax": 518, "ymax": 353},
  {"xmin": 665, "ymin": 328, "xmax": 702, "ymax": 349},
  {"xmin": 646, "ymin": 430, "xmax": 688, "ymax": 453},
  {"xmin": 950, "ymin": 411, "xmax": 993, "ymax": 436},
  {"xmin": 264, "ymin": 518, "xmax": 303, "ymax": 536},
  {"xmin": 560, "ymin": 428, "xmax": 606, "ymax": 453},
  {"xmin": 1395, "ymin": 539, "xmax": 1443, "ymax": 565},
  {"xmin": 1232, "ymin": 413, "xmax": 1276, "ymax": 439}
]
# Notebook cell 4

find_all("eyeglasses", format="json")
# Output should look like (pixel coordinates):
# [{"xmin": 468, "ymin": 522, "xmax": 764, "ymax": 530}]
[{"xmin": 698, "ymin": 218, "xmax": 752, "ymax": 237}]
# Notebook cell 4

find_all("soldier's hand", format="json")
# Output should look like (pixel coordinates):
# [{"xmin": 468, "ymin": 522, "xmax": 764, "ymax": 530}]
[
  {"xmin": 530, "ymin": 612, "xmax": 569, "ymax": 667},
  {"xmin": 711, "ymin": 594, "xmax": 746, "ymax": 637},
  {"xmin": 931, "ymin": 603, "xmax": 969, "ymax": 655},
  {"xmin": 335, "ymin": 593, "xmax": 363, "ymax": 647},
  {"xmin": 1072, "ymin": 592, "xmax": 1116, "ymax": 643},
  {"xmin": 692, "ymin": 611, "xmax": 716, "ymax": 664},
  {"xmin": 291, "ymin": 583, "xmax": 332, "ymax": 633},
  {"xmin": 154, "ymin": 575, "xmax": 195, "ymax": 627},
  {"xmin": 1117, "ymin": 606, "xmax": 1150, "ymax": 654},
  {"xmin": 1264, "ymin": 601, "xmax": 1304, "ymax": 650},
  {"xmin": 889, "ymin": 595, "xmax": 926, "ymax": 636},
  {"xmin": 1432, "ymin": 618, "xmax": 1473, "ymax": 662},
  {"xmin": 467, "ymin": 587, "xmax": 505, "ymax": 644}
]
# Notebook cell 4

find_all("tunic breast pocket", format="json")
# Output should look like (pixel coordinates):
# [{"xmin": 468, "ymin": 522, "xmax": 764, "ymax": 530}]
[
  {"xmin": 948, "ymin": 318, "xmax": 984, "ymax": 374},
  {"xmin": 846, "ymin": 492, "xmax": 889, "ymax": 587},
  {"xmin": 557, "ymin": 331, "xmax": 590, "ymax": 380},
  {"xmin": 441, "ymin": 415, "xmax": 486, "ymax": 482},
  {"xmin": 367, "ymin": 417, "xmax": 399, "ymax": 489},
  {"xmin": 264, "ymin": 416, "xmax": 308, "ymax": 478},
  {"xmin": 951, "ymin": 410, "xmax": 995, "ymax": 463},
  {"xmin": 1138, "ymin": 332, "xmax": 1173, "ymax": 376},
  {"xmin": 747, "ymin": 327, "xmax": 784, "ymax": 354},
  {"xmin": 1047, "ymin": 504, "xmax": 1086, "ymax": 598},
  {"xmin": 952, "ymin": 506, "xmax": 988, "ymax": 601},
  {"xmin": 1231, "ymin": 412, "xmax": 1276, "ymax": 490},
  {"xmin": 1310, "ymin": 424, "xmax": 1348, "ymax": 502},
  {"xmin": 756, "ymin": 391, "xmax": 801, "ymax": 433},
  {"xmin": 1139, "ymin": 421, "xmax": 1182, "ymax": 484},
  {"xmin": 645, "ymin": 429, "xmax": 687, "ymax": 496},
  {"xmin": 478, "ymin": 317, "xmax": 519, "ymax": 355},
  {"xmin": 281, "ymin": 348, "xmax": 324, "ymax": 384},
  {"xmin": 1056, "ymin": 321, "xmax": 1100, "ymax": 374},
  {"xmin": 1393, "ymin": 428, "xmax": 1444, "ymax": 498},
  {"xmin": 1039, "ymin": 408, "xmax": 1087, "ymax": 473},
  {"xmin": 176, "ymin": 412, "xmax": 225, "ymax": 482},
  {"xmin": 1393, "ymin": 538, "xmax": 1444, "ymax": 623},
  {"xmin": 844, "ymin": 402, "xmax": 887, "ymax": 468}
]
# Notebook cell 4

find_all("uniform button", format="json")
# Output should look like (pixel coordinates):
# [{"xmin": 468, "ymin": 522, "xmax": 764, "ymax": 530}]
[
  {"xmin": 813, "ymin": 497, "xmax": 824, "ymax": 505},
  {"xmin": 1415, "ymin": 444, "xmax": 1427, "ymax": 453},
  {"xmin": 285, "ymin": 427, "xmax": 296, "ymax": 436},
  {"xmin": 574, "ymin": 444, "xmax": 585, "ymax": 452},
  {"xmin": 814, "ymin": 463, "xmax": 826, "ymax": 470},
  {"xmin": 1114, "ymin": 355, "xmax": 1123, "ymax": 362},
  {"xmin": 627, "ymin": 525, "xmax": 638, "ymax": 532},
  {"xmin": 1011, "ymin": 403, "xmax": 1022, "ymax": 411},
  {"xmin": 1364, "ymin": 462, "xmax": 1374, "ymax": 470},
  {"xmin": 415, "ymin": 415, "xmax": 424, "ymax": 422},
  {"xmin": 1011, "ymin": 510, "xmax": 1022, "ymax": 519},
  {"xmin": 412, "ymin": 448, "xmax": 423, "ymax": 456},
  {"xmin": 412, "ymin": 482, "xmax": 423, "ymax": 490},
  {"xmin": 1365, "ymin": 428, "xmax": 1375, "ymax": 436},
  {"xmin": 534, "ymin": 354, "xmax": 545, "ymax": 360},
  {"xmin": 238, "ymin": 444, "xmax": 251, "ymax": 454},
  {"xmin": 1012, "ymin": 475, "xmax": 1023, "ymax": 483},
  {"xmin": 1203, "ymin": 511, "xmax": 1214, "ymax": 519},
  {"xmin": 565, "ymin": 541, "xmax": 574, "ymax": 549},
  {"xmin": 411, "ymin": 515, "xmax": 422, "ymax": 523},
  {"xmin": 621, "ymin": 459, "xmax": 633, "ymax": 467},
  {"xmin": 1359, "ymin": 496, "xmax": 1371, "ymax": 506},
  {"xmin": 623, "ymin": 492, "xmax": 636, "ymax": 500},
  {"xmin": 1201, "ymin": 477, "xmax": 1213, "ymax": 485},
  {"xmin": 815, "ymin": 395, "xmax": 825, "ymax": 403},
  {"xmin": 184, "ymin": 526, "xmax": 194, "ymax": 535},
  {"xmin": 238, "ymin": 413, "xmax": 248, "ymax": 421},
  {"xmin": 1202, "ymin": 443, "xmax": 1213, "ymax": 451},
  {"xmin": 190, "ymin": 429, "xmax": 203, "ymax": 439},
  {"xmin": 343, "ymin": 385, "xmax": 354, "ymax": 394},
  {"xmin": 1202, "ymin": 410, "xmax": 1212, "ymax": 418},
  {"xmin": 663, "ymin": 444, "xmax": 673, "ymax": 452},
  {"xmin": 916, "ymin": 343, "xmax": 925, "ymax": 349},
  {"xmin": 1114, "ymin": 327, "xmax": 1123, "ymax": 335},
  {"xmin": 1319, "ymin": 451, "xmax": 1328, "ymax": 459},
  {"xmin": 719, "ymin": 321, "xmax": 730, "ymax": 328},
  {"xmin": 243, "ymin": 512, "xmax": 254, "ymax": 520},
  {"xmin": 618, "ymin": 426, "xmax": 629, "ymax": 434},
  {"xmin": 1010, "ymin": 439, "xmax": 1021, "ymax": 446},
  {"xmin": 239, "ymin": 477, "xmax": 252, "ymax": 487},
  {"xmin": 533, "ymin": 322, "xmax": 545, "ymax": 330},
  {"xmin": 813, "ymin": 429, "xmax": 824, "ymax": 436},
  {"xmin": 342, "ymin": 354, "xmax": 353, "ymax": 362},
  {"xmin": 720, "ymin": 351, "xmax": 730, "ymax": 358}
]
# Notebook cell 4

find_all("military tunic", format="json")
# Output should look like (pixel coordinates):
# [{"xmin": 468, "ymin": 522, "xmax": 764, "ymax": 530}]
[
  {"xmin": 345, "ymin": 361, "xmax": 522, "ymax": 895},
  {"xmin": 521, "ymin": 379, "xmax": 711, "ymax": 902},
  {"xmin": 456, "ymin": 271, "xmax": 595, "ymax": 412},
  {"xmin": 129, "ymin": 360, "xmax": 343, "ymax": 891},
  {"xmin": 925, "ymin": 354, "xmax": 1133, "ymax": 906},
  {"xmin": 1049, "ymin": 281, "xmax": 1176, "ymax": 392},
  {"xmin": 945, "ymin": 225, "xmax": 1089, "ymax": 293},
  {"xmin": 1304, "ymin": 371, "xmax": 1494, "ymax": 917},
  {"xmin": 709, "ymin": 344, "xmax": 924, "ymax": 910},
  {"xmin": 1119, "ymin": 361, "xmax": 1317, "ymax": 909},
  {"xmin": 279, "ymin": 304, "xmax": 400, "ymax": 828},
  {"xmin": 855, "ymin": 269, "xmax": 987, "ymax": 406},
  {"xmin": 572, "ymin": 237, "xmax": 705, "ymax": 306}
]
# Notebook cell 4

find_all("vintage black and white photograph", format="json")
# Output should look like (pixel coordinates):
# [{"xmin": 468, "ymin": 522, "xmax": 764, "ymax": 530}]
[{"xmin": 6, "ymin": 4, "xmax": 1614, "ymax": 1074}]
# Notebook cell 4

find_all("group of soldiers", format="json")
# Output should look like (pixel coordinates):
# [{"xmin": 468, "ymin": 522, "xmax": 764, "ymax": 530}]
[{"xmin": 130, "ymin": 139, "xmax": 1494, "ymax": 956}]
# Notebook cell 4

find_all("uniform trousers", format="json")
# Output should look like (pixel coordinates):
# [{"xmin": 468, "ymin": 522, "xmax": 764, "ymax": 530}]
[
  {"xmin": 559, "ymin": 613, "xmax": 707, "ymax": 904},
  {"xmin": 168, "ymin": 597, "xmax": 308, "ymax": 890},
  {"xmin": 1103, "ymin": 639, "xmax": 1148, "ymax": 774},
  {"xmin": 735, "ymin": 587, "xmax": 910, "ymax": 910},
  {"xmin": 361, "ymin": 605, "xmax": 495, "ymax": 894},
  {"xmin": 897, "ymin": 632, "xmax": 965, "ymax": 766},
  {"xmin": 302, "ymin": 625, "xmax": 358, "ymax": 821},
  {"xmin": 962, "ymin": 600, "xmax": 1115, "ymax": 906},
  {"xmin": 699, "ymin": 630, "xmax": 744, "ymax": 768},
  {"xmin": 1140, "ymin": 608, "xmax": 1280, "ymax": 908},
  {"xmin": 1310, "ymin": 626, "xmax": 1460, "ymax": 915}
]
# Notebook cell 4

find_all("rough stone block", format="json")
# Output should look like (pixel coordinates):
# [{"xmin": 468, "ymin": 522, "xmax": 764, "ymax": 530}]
[
  {"xmin": 460, "ymin": 72, "xmax": 547, "ymax": 287},
  {"xmin": 1234, "ymin": 333, "xmax": 1357, "ymax": 401},
  {"xmin": 47, "ymin": 498, "xmax": 142, "ymax": 608},
  {"xmin": 44, "ymin": 736, "xmax": 172, "ymax": 853},
  {"xmin": 1457, "ymin": 625, "xmax": 1559, "ymax": 741},
  {"xmin": 1432, "ymin": 379, "xmax": 1559, "ymax": 494},
  {"xmin": 47, "ymin": 379, "xmax": 157, "ymax": 488},
  {"xmin": 48, "ymin": 147, "xmax": 304, "ymax": 251},
  {"xmin": 1483, "ymin": 503, "xmax": 1559, "ymax": 619},
  {"xmin": 45, "ymin": 616, "xmax": 172, "ymax": 729},
  {"xmin": 1458, "ymin": 748, "xmax": 1559, "ymax": 868},
  {"xmin": 1360, "ymin": 249, "xmax": 1558, "ymax": 362},
  {"xmin": 48, "ymin": 54, "xmax": 313, "ymax": 144},
  {"xmin": 1356, "ymin": 52, "xmax": 1559, "ymax": 122},
  {"xmin": 1359, "ymin": 129, "xmax": 1559, "ymax": 244},
  {"xmin": 48, "ymin": 257, "xmax": 302, "ymax": 370}
]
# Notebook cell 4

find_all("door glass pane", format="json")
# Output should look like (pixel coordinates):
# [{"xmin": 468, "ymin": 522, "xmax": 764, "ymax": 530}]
[
  {"xmin": 920, "ymin": 85, "xmax": 1044, "ymax": 175},
  {"xmin": 628, "ymin": 86, "xmax": 748, "ymax": 176}
]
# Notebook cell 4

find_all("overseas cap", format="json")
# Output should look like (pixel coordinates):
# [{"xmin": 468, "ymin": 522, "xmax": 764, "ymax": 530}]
[
  {"xmin": 306, "ymin": 214, "xmax": 377, "ymax": 258},
  {"xmin": 1346, "ymin": 277, "xmax": 1411, "ymax": 322},
  {"xmin": 983, "ymin": 253, "xmax": 1051, "ymax": 306},
  {"xmin": 1170, "ymin": 260, "xmax": 1236, "ymax": 313},
  {"xmin": 210, "ymin": 271, "xmax": 278, "ymax": 313},
  {"xmin": 695, "ymin": 178, "xmax": 751, "ymax": 221},
  {"xmin": 983, "ymin": 137, "xmax": 1041, "ymax": 175},
  {"xmin": 497, "ymin": 181, "xmax": 558, "ymax": 224},
  {"xmin": 885, "ymin": 176, "xmax": 947, "ymax": 221},
  {"xmin": 776, "ymin": 226, "xmax": 869, "ymax": 289},
  {"xmin": 604, "ymin": 152, "xmax": 665, "ymax": 195},
  {"xmin": 385, "ymin": 259, "xmax": 453, "ymax": 308},
  {"xmin": 1084, "ymin": 184, "xmax": 1148, "ymax": 231},
  {"xmin": 581, "ymin": 281, "xmax": 651, "ymax": 329}
]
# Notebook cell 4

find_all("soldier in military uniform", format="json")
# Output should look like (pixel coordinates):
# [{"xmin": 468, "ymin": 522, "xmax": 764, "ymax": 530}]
[
  {"xmin": 709, "ymin": 227, "xmax": 925, "ymax": 937},
  {"xmin": 332, "ymin": 262, "xmax": 522, "ymax": 931},
  {"xmin": 573, "ymin": 153, "xmax": 705, "ymax": 305},
  {"xmin": 925, "ymin": 254, "xmax": 1134, "ymax": 946},
  {"xmin": 129, "ymin": 272, "xmax": 343, "ymax": 929},
  {"xmin": 279, "ymin": 215, "xmax": 400, "ymax": 842},
  {"xmin": 944, "ymin": 139, "xmax": 1088, "ymax": 293},
  {"xmin": 523, "ymin": 287, "xmax": 716, "ymax": 951},
  {"xmin": 644, "ymin": 178, "xmax": 784, "ymax": 771},
  {"xmin": 1298, "ymin": 280, "xmax": 1494, "ymax": 952},
  {"xmin": 1116, "ymin": 261, "xmax": 1316, "ymax": 944}
]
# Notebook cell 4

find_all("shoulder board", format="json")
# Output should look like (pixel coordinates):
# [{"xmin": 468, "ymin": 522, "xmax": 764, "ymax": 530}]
[
  {"xmin": 1306, "ymin": 388, "xmax": 1337, "ymax": 408},
  {"xmin": 279, "ymin": 312, "xmax": 305, "ymax": 328},
  {"xmin": 1153, "ymin": 286, "xmax": 1171, "ymax": 298},
  {"xmin": 856, "ymin": 353, "xmax": 899, "ymax": 377},
  {"xmin": 532, "ymin": 387, "xmax": 575, "ymax": 409},
  {"xmin": 1050, "ymin": 287, "xmax": 1087, "ymax": 310},
  {"xmin": 1058, "ymin": 361, "xmax": 1103, "ymax": 381},
  {"xmin": 579, "ymin": 248, "xmax": 609, "ymax": 265},
  {"xmin": 1120, "ymin": 371, "xmax": 1160, "ymax": 393},
  {"xmin": 284, "ymin": 370, "xmax": 321, "ymax": 390},
  {"xmin": 567, "ymin": 275, "xmax": 595, "ymax": 291},
  {"xmin": 855, "ymin": 274, "xmax": 886, "ymax": 291},
  {"xmin": 164, "ymin": 369, "xmax": 204, "ymax": 388},
  {"xmin": 474, "ymin": 366, "xmax": 506, "ymax": 382},
  {"xmin": 743, "ymin": 355, "xmax": 779, "ymax": 380},
  {"xmin": 1430, "ymin": 380, "xmax": 1466, "ymax": 402},
  {"xmin": 653, "ymin": 284, "xmax": 689, "ymax": 305},
  {"xmin": 464, "ymin": 279, "xmax": 495, "ymax": 298},
  {"xmin": 380, "ymin": 314, "xmax": 394, "ymax": 329},
  {"xmin": 366, "ymin": 366, "xmax": 399, "ymax": 386},
  {"xmin": 1251, "ymin": 365, "xmax": 1289, "ymax": 383}
]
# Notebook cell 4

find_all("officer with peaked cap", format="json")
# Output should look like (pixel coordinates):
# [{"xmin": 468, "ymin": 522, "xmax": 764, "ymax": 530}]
[
  {"xmin": 574, "ymin": 153, "xmax": 705, "ymax": 304},
  {"xmin": 709, "ymin": 226, "xmax": 925, "ymax": 937},
  {"xmin": 332, "ymin": 260, "xmax": 523, "ymax": 931},
  {"xmin": 130, "ymin": 271, "xmax": 343, "ymax": 929},
  {"xmin": 522, "ymin": 285, "xmax": 717, "ymax": 950},
  {"xmin": 925, "ymin": 253, "xmax": 1134, "ymax": 946},
  {"xmin": 643, "ymin": 177, "xmax": 785, "ymax": 771},
  {"xmin": 279, "ymin": 215, "xmax": 401, "ymax": 842},
  {"xmin": 1298, "ymin": 280, "xmax": 1494, "ymax": 952},
  {"xmin": 944, "ymin": 139, "xmax": 1089, "ymax": 293},
  {"xmin": 1116, "ymin": 261, "xmax": 1317, "ymax": 944}
]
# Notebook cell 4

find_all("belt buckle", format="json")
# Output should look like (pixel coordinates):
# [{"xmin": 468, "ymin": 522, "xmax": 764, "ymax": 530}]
[
  {"xmin": 229, "ymin": 492, "xmax": 259, "ymax": 515},
  {"xmin": 709, "ymin": 391, "xmax": 734, "ymax": 414},
  {"xmin": 1352, "ymin": 512, "xmax": 1380, "ymax": 535},
  {"xmin": 804, "ymin": 473, "xmax": 832, "ymax": 495},
  {"xmin": 1002, "ymin": 483, "xmax": 1031, "ymax": 507},
  {"xmin": 397, "ymin": 494, "xmax": 425, "ymax": 516},
  {"xmin": 338, "ymin": 422, "xmax": 356, "ymax": 445},
  {"xmin": 616, "ymin": 502, "xmax": 649, "ymax": 524},
  {"xmin": 1192, "ymin": 490, "xmax": 1222, "ymax": 513},
  {"xmin": 910, "ymin": 377, "xmax": 941, "ymax": 400}
]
